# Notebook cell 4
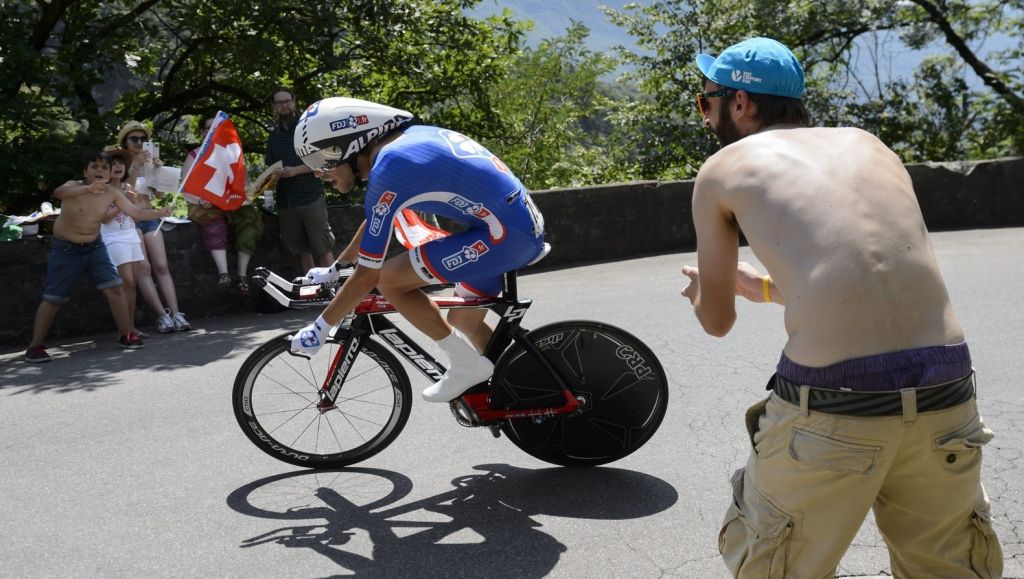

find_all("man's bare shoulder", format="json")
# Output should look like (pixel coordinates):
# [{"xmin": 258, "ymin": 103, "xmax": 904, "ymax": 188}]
[{"xmin": 699, "ymin": 127, "xmax": 892, "ymax": 185}]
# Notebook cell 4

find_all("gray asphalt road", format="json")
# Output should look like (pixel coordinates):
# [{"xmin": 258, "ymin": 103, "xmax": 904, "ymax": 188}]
[{"xmin": 2, "ymin": 228, "xmax": 1021, "ymax": 578}]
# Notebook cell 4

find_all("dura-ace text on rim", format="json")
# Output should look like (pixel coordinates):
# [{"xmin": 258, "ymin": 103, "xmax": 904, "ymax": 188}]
[{"xmin": 233, "ymin": 334, "xmax": 412, "ymax": 468}]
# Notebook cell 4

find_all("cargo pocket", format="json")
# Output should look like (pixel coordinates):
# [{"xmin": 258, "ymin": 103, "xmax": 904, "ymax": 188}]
[
  {"xmin": 968, "ymin": 499, "xmax": 1003, "ymax": 579},
  {"xmin": 788, "ymin": 427, "xmax": 881, "ymax": 475},
  {"xmin": 719, "ymin": 468, "xmax": 792, "ymax": 579}
]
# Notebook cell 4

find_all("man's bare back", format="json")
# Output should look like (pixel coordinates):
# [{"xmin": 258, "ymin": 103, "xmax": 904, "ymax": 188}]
[{"xmin": 698, "ymin": 126, "xmax": 964, "ymax": 366}]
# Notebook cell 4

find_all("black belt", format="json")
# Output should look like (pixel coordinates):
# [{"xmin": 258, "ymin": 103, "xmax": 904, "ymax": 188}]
[{"xmin": 770, "ymin": 373, "xmax": 975, "ymax": 416}]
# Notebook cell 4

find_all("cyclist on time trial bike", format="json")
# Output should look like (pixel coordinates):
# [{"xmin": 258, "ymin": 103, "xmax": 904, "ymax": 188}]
[{"xmin": 288, "ymin": 97, "xmax": 546, "ymax": 403}]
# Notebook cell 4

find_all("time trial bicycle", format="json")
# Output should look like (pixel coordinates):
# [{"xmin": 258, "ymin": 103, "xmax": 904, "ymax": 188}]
[{"xmin": 232, "ymin": 253, "xmax": 668, "ymax": 469}]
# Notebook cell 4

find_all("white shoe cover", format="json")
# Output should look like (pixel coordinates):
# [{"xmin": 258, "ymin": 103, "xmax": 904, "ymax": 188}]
[{"xmin": 422, "ymin": 355, "xmax": 493, "ymax": 402}]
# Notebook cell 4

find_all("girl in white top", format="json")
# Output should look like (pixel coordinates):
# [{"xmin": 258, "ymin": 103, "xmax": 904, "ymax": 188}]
[{"xmin": 100, "ymin": 149, "xmax": 147, "ymax": 337}]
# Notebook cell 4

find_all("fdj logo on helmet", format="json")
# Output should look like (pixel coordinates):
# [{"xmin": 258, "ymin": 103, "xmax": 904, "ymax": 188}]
[
  {"xmin": 442, "ymin": 241, "xmax": 489, "ymax": 271},
  {"xmin": 330, "ymin": 115, "xmax": 369, "ymax": 132}
]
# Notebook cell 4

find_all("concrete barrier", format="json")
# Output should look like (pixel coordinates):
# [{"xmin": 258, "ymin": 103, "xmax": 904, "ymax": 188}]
[{"xmin": 2, "ymin": 157, "xmax": 1021, "ymax": 347}]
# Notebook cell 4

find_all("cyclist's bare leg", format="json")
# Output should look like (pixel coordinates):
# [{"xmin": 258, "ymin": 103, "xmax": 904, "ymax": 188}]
[
  {"xmin": 447, "ymin": 308, "xmax": 491, "ymax": 353},
  {"xmin": 379, "ymin": 254, "xmax": 493, "ymax": 401},
  {"xmin": 377, "ymin": 256, "xmax": 452, "ymax": 340}
]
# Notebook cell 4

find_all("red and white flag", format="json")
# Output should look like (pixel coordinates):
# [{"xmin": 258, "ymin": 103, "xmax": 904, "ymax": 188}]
[{"xmin": 179, "ymin": 112, "xmax": 247, "ymax": 210}]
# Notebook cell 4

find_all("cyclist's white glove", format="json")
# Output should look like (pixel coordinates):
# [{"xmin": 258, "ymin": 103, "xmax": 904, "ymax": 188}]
[
  {"xmin": 304, "ymin": 261, "xmax": 355, "ymax": 284},
  {"xmin": 289, "ymin": 314, "xmax": 333, "ymax": 356}
]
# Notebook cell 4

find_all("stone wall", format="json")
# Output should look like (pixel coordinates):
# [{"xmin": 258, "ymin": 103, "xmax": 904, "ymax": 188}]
[{"xmin": 2, "ymin": 156, "xmax": 1022, "ymax": 347}]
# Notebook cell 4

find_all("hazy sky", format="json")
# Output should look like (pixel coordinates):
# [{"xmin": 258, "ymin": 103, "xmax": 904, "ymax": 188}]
[{"xmin": 470, "ymin": 0, "xmax": 1018, "ymax": 91}]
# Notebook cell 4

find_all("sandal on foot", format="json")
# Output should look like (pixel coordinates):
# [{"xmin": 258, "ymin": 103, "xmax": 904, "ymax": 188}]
[
  {"xmin": 217, "ymin": 273, "xmax": 231, "ymax": 289},
  {"xmin": 238, "ymin": 278, "xmax": 250, "ymax": 295}
]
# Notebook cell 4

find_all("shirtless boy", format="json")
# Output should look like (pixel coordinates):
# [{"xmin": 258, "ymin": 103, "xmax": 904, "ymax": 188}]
[
  {"xmin": 679, "ymin": 37, "xmax": 1002, "ymax": 577},
  {"xmin": 25, "ymin": 150, "xmax": 171, "ymax": 363}
]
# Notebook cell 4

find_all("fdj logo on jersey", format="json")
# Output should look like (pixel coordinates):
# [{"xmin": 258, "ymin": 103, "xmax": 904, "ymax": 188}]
[
  {"xmin": 448, "ymin": 195, "xmax": 492, "ymax": 219},
  {"xmin": 368, "ymin": 191, "xmax": 397, "ymax": 236},
  {"xmin": 442, "ymin": 241, "xmax": 489, "ymax": 271},
  {"xmin": 330, "ymin": 115, "xmax": 369, "ymax": 132}
]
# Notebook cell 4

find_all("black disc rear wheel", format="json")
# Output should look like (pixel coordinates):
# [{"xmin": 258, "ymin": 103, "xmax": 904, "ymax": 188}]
[{"xmin": 491, "ymin": 321, "xmax": 668, "ymax": 467}]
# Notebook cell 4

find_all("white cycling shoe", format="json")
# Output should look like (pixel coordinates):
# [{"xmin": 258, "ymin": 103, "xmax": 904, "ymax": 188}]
[
  {"xmin": 421, "ymin": 329, "xmax": 494, "ymax": 403},
  {"xmin": 422, "ymin": 356, "xmax": 494, "ymax": 402}
]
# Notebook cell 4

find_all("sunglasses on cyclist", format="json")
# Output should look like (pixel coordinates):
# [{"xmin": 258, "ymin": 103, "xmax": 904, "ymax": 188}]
[
  {"xmin": 320, "ymin": 156, "xmax": 360, "ymax": 173},
  {"xmin": 127, "ymin": 135, "xmax": 150, "ymax": 144},
  {"xmin": 695, "ymin": 88, "xmax": 736, "ymax": 116}
]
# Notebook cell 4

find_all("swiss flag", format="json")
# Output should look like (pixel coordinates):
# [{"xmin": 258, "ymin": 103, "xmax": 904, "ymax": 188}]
[{"xmin": 180, "ymin": 112, "xmax": 247, "ymax": 210}]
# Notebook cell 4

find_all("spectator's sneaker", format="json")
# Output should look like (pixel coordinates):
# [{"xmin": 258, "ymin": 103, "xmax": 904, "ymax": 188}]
[
  {"xmin": 156, "ymin": 309, "xmax": 175, "ymax": 333},
  {"xmin": 24, "ymin": 345, "xmax": 51, "ymax": 363},
  {"xmin": 119, "ymin": 332, "xmax": 145, "ymax": 349},
  {"xmin": 173, "ymin": 312, "xmax": 191, "ymax": 332},
  {"xmin": 133, "ymin": 328, "xmax": 151, "ymax": 339}
]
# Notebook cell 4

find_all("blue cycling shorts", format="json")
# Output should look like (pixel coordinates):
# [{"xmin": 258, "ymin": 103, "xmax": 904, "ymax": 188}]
[{"xmin": 409, "ymin": 227, "xmax": 544, "ymax": 297}]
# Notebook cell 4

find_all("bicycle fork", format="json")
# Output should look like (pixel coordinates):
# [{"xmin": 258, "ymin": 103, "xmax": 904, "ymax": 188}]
[
  {"xmin": 318, "ymin": 315, "xmax": 449, "ymax": 412},
  {"xmin": 317, "ymin": 329, "xmax": 364, "ymax": 412}
]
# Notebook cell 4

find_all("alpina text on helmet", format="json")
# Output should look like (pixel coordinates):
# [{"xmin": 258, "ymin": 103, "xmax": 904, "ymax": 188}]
[{"xmin": 343, "ymin": 115, "xmax": 408, "ymax": 159}]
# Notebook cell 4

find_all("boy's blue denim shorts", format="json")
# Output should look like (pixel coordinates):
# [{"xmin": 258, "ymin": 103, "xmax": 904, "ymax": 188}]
[{"xmin": 43, "ymin": 238, "xmax": 122, "ymax": 304}]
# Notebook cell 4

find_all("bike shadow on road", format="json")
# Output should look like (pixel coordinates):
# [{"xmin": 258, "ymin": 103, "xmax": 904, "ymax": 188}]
[{"xmin": 227, "ymin": 462, "xmax": 679, "ymax": 578}]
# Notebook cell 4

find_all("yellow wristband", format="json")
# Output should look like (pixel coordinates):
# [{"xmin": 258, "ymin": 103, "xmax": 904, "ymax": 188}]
[{"xmin": 762, "ymin": 275, "xmax": 772, "ymax": 303}]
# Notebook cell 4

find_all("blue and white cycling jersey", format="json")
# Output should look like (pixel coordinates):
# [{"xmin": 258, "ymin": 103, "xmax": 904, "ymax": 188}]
[{"xmin": 358, "ymin": 126, "xmax": 545, "ymax": 295}]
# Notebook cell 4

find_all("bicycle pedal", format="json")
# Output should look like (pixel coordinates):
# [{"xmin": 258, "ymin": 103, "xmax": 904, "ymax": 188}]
[{"xmin": 488, "ymin": 424, "xmax": 502, "ymax": 438}]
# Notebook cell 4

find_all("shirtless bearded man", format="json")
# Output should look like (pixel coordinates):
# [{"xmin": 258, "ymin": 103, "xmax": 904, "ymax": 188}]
[{"xmin": 680, "ymin": 37, "xmax": 1003, "ymax": 578}]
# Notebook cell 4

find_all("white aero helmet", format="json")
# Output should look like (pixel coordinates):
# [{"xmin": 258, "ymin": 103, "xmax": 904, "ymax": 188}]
[{"xmin": 294, "ymin": 97, "xmax": 415, "ymax": 170}]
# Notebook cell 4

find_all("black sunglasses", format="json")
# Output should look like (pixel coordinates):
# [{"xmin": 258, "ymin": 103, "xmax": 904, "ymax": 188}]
[
  {"xmin": 127, "ymin": 135, "xmax": 149, "ymax": 143},
  {"xmin": 695, "ymin": 88, "xmax": 736, "ymax": 116}
]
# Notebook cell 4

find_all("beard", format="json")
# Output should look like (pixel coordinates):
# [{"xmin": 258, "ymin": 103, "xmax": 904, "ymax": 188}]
[
  {"xmin": 713, "ymin": 105, "xmax": 743, "ymax": 147},
  {"xmin": 276, "ymin": 111, "xmax": 297, "ymax": 129}
]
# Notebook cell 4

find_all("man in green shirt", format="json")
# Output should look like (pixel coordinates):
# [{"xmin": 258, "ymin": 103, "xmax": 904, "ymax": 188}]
[{"xmin": 265, "ymin": 86, "xmax": 336, "ymax": 273}]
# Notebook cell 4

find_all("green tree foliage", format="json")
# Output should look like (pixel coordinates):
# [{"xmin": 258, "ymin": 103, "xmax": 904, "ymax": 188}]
[
  {"xmin": 481, "ymin": 21, "xmax": 624, "ymax": 188},
  {"xmin": 605, "ymin": 0, "xmax": 1024, "ymax": 173},
  {"xmin": 0, "ymin": 0, "xmax": 526, "ymax": 214}
]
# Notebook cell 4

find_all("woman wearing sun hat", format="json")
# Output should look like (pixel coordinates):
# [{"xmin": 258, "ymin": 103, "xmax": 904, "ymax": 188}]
[{"xmin": 114, "ymin": 120, "xmax": 191, "ymax": 333}]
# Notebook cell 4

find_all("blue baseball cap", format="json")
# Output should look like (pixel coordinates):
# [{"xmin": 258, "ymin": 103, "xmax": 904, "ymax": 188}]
[{"xmin": 695, "ymin": 37, "xmax": 805, "ymax": 99}]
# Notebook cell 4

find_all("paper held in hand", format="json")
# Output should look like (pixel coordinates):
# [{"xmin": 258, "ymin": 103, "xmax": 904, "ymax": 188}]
[
  {"xmin": 246, "ymin": 161, "xmax": 283, "ymax": 200},
  {"xmin": 145, "ymin": 166, "xmax": 182, "ymax": 194}
]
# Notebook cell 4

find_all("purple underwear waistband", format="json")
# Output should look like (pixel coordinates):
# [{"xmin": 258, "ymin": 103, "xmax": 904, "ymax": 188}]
[{"xmin": 777, "ymin": 342, "xmax": 972, "ymax": 392}]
